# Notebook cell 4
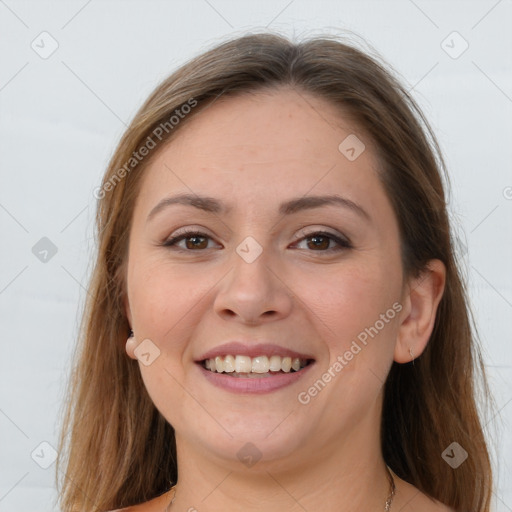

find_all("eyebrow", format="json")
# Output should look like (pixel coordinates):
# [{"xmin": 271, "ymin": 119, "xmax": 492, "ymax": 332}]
[{"xmin": 146, "ymin": 193, "xmax": 370, "ymax": 222}]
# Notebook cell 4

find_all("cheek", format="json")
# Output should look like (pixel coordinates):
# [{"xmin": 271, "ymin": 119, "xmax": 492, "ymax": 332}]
[
  {"xmin": 295, "ymin": 259, "xmax": 401, "ymax": 356},
  {"xmin": 131, "ymin": 271, "xmax": 174, "ymax": 334},
  {"xmin": 128, "ymin": 258, "xmax": 218, "ymax": 349},
  {"xmin": 294, "ymin": 262, "xmax": 401, "ymax": 420}
]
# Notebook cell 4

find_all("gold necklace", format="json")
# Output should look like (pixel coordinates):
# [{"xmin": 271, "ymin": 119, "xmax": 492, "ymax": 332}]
[
  {"xmin": 165, "ymin": 467, "xmax": 396, "ymax": 511},
  {"xmin": 164, "ymin": 486, "xmax": 176, "ymax": 512},
  {"xmin": 384, "ymin": 465, "xmax": 396, "ymax": 511}
]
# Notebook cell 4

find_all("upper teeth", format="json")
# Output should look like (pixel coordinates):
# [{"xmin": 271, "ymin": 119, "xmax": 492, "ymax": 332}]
[{"xmin": 204, "ymin": 355, "xmax": 308, "ymax": 373}]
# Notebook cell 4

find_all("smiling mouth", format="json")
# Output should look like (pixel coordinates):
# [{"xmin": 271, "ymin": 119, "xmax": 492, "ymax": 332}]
[{"xmin": 201, "ymin": 354, "xmax": 314, "ymax": 378}]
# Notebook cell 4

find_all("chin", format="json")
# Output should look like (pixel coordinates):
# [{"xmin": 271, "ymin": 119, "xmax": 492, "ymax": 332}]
[{"xmin": 178, "ymin": 409, "xmax": 317, "ymax": 470}]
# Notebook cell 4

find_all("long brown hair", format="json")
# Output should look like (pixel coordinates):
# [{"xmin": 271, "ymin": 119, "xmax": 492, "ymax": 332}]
[{"xmin": 57, "ymin": 32, "xmax": 493, "ymax": 511}]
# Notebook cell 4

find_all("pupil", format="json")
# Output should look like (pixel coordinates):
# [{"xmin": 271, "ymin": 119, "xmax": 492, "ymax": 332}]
[
  {"xmin": 186, "ymin": 236, "xmax": 207, "ymax": 249},
  {"xmin": 308, "ymin": 236, "xmax": 329, "ymax": 250}
]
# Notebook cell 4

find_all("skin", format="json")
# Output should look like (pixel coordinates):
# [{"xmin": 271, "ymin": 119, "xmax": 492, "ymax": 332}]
[{"xmin": 121, "ymin": 88, "xmax": 449, "ymax": 512}]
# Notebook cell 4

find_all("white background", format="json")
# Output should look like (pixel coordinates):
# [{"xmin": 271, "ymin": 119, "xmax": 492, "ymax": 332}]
[{"xmin": 0, "ymin": 1, "xmax": 511, "ymax": 510}]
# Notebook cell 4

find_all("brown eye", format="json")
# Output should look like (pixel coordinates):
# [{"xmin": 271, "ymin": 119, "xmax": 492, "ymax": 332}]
[
  {"xmin": 163, "ymin": 231, "xmax": 218, "ymax": 251},
  {"xmin": 292, "ymin": 231, "xmax": 352, "ymax": 252},
  {"xmin": 306, "ymin": 235, "xmax": 331, "ymax": 250},
  {"xmin": 185, "ymin": 235, "xmax": 208, "ymax": 250}
]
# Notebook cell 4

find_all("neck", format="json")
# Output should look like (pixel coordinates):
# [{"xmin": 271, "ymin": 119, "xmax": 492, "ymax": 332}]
[{"xmin": 171, "ymin": 409, "xmax": 392, "ymax": 511}]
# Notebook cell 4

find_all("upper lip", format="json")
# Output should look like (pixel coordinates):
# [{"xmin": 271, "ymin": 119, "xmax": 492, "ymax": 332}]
[{"xmin": 196, "ymin": 342, "xmax": 315, "ymax": 362}]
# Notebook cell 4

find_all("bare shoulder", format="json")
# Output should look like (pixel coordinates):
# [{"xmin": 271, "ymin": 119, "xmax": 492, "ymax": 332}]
[
  {"xmin": 393, "ymin": 474, "xmax": 454, "ymax": 512},
  {"xmin": 108, "ymin": 491, "xmax": 170, "ymax": 512},
  {"xmin": 398, "ymin": 492, "xmax": 453, "ymax": 511}
]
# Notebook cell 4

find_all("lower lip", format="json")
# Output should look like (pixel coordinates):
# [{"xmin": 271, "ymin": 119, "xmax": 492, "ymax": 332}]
[{"xmin": 197, "ymin": 363, "xmax": 314, "ymax": 394}]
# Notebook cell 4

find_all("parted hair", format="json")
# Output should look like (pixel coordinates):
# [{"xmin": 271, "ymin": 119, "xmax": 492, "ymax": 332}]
[{"xmin": 57, "ymin": 32, "xmax": 493, "ymax": 511}]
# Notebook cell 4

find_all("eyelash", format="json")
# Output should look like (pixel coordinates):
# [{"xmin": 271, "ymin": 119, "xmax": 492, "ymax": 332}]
[{"xmin": 162, "ymin": 230, "xmax": 352, "ymax": 252}]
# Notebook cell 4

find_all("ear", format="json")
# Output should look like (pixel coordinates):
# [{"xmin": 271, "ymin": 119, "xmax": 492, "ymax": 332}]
[
  {"xmin": 394, "ymin": 259, "xmax": 446, "ymax": 363},
  {"xmin": 123, "ymin": 294, "xmax": 138, "ymax": 360},
  {"xmin": 125, "ymin": 334, "xmax": 138, "ymax": 360}
]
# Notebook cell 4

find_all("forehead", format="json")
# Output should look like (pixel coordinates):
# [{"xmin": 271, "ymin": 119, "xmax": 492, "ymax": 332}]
[{"xmin": 136, "ymin": 88, "xmax": 386, "ymax": 218}]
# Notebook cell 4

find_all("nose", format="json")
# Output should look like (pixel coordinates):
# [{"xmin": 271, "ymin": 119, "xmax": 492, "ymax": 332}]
[{"xmin": 213, "ymin": 249, "xmax": 293, "ymax": 325}]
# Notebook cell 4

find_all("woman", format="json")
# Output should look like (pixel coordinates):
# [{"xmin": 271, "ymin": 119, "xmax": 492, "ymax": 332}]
[{"xmin": 57, "ymin": 33, "xmax": 493, "ymax": 511}]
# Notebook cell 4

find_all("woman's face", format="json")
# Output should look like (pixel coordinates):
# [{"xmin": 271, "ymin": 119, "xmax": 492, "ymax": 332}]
[{"xmin": 124, "ymin": 88, "xmax": 406, "ymax": 469}]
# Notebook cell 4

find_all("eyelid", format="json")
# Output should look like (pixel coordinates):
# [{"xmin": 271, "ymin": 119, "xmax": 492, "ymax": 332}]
[
  {"xmin": 168, "ymin": 225, "xmax": 213, "ymax": 239},
  {"xmin": 161, "ymin": 226, "xmax": 352, "ymax": 251},
  {"xmin": 162, "ymin": 228, "xmax": 222, "ymax": 249},
  {"xmin": 294, "ymin": 226, "xmax": 351, "ymax": 243},
  {"xmin": 289, "ymin": 228, "xmax": 352, "ymax": 251}
]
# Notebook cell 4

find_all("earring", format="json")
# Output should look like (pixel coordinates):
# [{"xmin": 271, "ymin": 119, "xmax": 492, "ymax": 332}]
[{"xmin": 409, "ymin": 347, "xmax": 415, "ymax": 365}]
